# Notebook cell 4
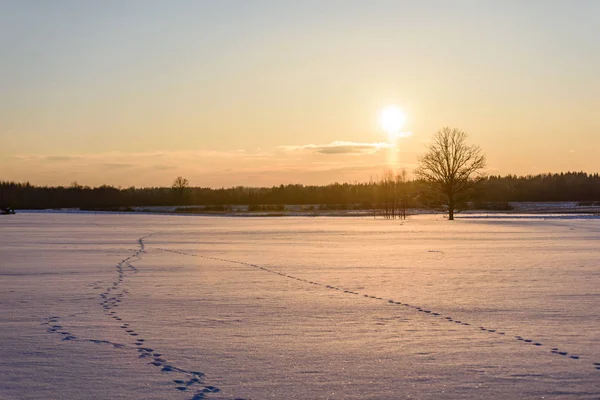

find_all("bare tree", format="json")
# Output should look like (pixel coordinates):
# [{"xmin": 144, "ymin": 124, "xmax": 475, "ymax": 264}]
[
  {"xmin": 414, "ymin": 127, "xmax": 486, "ymax": 220},
  {"xmin": 69, "ymin": 181, "xmax": 83, "ymax": 190},
  {"xmin": 395, "ymin": 169, "xmax": 409, "ymax": 219},
  {"xmin": 368, "ymin": 175, "xmax": 378, "ymax": 219},
  {"xmin": 376, "ymin": 169, "xmax": 410, "ymax": 219},
  {"xmin": 379, "ymin": 170, "xmax": 395, "ymax": 219},
  {"xmin": 172, "ymin": 176, "xmax": 190, "ymax": 203}
]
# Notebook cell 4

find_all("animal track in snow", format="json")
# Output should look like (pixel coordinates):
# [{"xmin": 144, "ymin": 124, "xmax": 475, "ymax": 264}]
[
  {"xmin": 41, "ymin": 316, "xmax": 125, "ymax": 348},
  {"xmin": 42, "ymin": 234, "xmax": 236, "ymax": 400},
  {"xmin": 155, "ymin": 246, "xmax": 599, "ymax": 374}
]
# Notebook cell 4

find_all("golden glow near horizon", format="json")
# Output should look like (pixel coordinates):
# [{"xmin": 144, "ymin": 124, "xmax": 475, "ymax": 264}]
[{"xmin": 1, "ymin": 2, "xmax": 599, "ymax": 187}]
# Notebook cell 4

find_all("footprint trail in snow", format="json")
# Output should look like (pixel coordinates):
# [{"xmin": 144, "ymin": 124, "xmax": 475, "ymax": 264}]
[
  {"xmin": 43, "ymin": 234, "xmax": 237, "ymax": 400},
  {"xmin": 155, "ymin": 246, "xmax": 600, "ymax": 374}
]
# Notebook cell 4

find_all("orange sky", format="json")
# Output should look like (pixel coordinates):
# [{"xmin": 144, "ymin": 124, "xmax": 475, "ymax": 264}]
[{"xmin": 1, "ymin": 1, "xmax": 599, "ymax": 187}]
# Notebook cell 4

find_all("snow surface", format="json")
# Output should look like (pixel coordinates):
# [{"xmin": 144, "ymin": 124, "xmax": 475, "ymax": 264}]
[{"xmin": 1, "ymin": 213, "xmax": 600, "ymax": 399}]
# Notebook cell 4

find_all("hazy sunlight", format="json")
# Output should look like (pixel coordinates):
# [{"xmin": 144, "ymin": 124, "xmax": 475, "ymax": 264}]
[{"xmin": 380, "ymin": 106, "xmax": 406, "ymax": 140}]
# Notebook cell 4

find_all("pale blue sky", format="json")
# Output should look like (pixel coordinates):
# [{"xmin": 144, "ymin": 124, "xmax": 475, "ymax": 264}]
[{"xmin": 1, "ymin": 1, "xmax": 599, "ymax": 187}]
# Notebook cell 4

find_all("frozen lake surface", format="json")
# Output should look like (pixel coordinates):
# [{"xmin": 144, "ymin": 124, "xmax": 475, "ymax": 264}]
[{"xmin": 1, "ymin": 213, "xmax": 600, "ymax": 399}]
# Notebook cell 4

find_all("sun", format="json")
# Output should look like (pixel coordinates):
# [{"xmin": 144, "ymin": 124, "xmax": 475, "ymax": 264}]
[{"xmin": 379, "ymin": 106, "xmax": 406, "ymax": 139}]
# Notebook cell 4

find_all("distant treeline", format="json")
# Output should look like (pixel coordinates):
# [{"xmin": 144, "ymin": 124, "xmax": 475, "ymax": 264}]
[{"xmin": 1, "ymin": 172, "xmax": 600, "ymax": 210}]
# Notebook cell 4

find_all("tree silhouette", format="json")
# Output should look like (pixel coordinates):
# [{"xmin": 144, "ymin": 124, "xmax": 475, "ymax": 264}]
[
  {"xmin": 415, "ymin": 127, "xmax": 486, "ymax": 220},
  {"xmin": 377, "ymin": 169, "xmax": 410, "ymax": 219},
  {"xmin": 172, "ymin": 176, "xmax": 190, "ymax": 204}
]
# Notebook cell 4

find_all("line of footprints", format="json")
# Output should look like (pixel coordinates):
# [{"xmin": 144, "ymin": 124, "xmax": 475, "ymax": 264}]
[
  {"xmin": 157, "ymin": 247, "xmax": 600, "ymax": 374},
  {"xmin": 44, "ymin": 235, "xmax": 244, "ymax": 400}
]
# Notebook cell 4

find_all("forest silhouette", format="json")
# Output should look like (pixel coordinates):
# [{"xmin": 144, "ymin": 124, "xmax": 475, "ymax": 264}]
[{"xmin": 1, "ymin": 172, "xmax": 600, "ymax": 211}]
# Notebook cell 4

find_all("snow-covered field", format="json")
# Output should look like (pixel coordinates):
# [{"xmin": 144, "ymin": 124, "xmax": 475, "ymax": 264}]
[{"xmin": 1, "ymin": 213, "xmax": 600, "ymax": 399}]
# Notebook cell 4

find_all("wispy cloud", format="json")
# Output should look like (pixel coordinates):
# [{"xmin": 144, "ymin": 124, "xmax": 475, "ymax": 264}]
[
  {"xmin": 44, "ymin": 155, "xmax": 83, "ymax": 161},
  {"xmin": 12, "ymin": 154, "xmax": 82, "ymax": 161},
  {"xmin": 152, "ymin": 164, "xmax": 176, "ymax": 170},
  {"xmin": 5, "ymin": 145, "xmax": 417, "ymax": 187},
  {"xmin": 102, "ymin": 162, "xmax": 135, "ymax": 169},
  {"xmin": 281, "ymin": 141, "xmax": 394, "ymax": 155},
  {"xmin": 13, "ymin": 149, "xmax": 270, "ymax": 163}
]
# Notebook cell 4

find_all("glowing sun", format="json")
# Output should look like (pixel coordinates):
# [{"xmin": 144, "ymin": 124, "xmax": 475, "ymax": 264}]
[{"xmin": 379, "ymin": 106, "xmax": 406, "ymax": 140}]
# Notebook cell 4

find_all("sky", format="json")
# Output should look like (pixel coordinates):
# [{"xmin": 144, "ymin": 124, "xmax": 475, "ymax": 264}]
[{"xmin": 1, "ymin": 0, "xmax": 599, "ymax": 188}]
